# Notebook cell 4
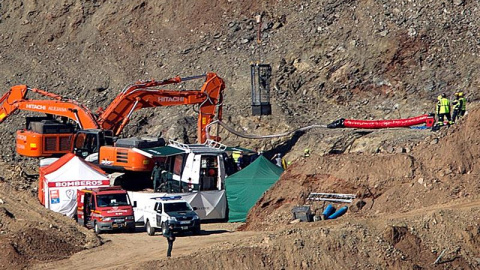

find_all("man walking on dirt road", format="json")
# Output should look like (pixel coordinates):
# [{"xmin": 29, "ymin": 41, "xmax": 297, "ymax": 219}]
[{"xmin": 164, "ymin": 223, "xmax": 176, "ymax": 257}]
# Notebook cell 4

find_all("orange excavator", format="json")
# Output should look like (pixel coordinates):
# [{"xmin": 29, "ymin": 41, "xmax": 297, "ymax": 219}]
[{"xmin": 0, "ymin": 73, "xmax": 225, "ymax": 172}]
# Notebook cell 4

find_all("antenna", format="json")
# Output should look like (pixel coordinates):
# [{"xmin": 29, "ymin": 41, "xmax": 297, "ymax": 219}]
[{"xmin": 255, "ymin": 14, "xmax": 262, "ymax": 63}]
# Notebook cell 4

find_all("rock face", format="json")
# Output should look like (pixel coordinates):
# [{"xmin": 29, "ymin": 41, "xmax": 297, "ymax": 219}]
[
  {"xmin": 0, "ymin": 0, "xmax": 480, "ymax": 268},
  {"xmin": 0, "ymin": 0, "xmax": 478, "ymax": 154}
]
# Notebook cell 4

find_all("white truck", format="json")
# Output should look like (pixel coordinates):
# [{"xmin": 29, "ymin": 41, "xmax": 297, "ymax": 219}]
[
  {"xmin": 128, "ymin": 139, "xmax": 231, "ymax": 225},
  {"xmin": 134, "ymin": 139, "xmax": 227, "ymax": 192},
  {"xmin": 143, "ymin": 195, "xmax": 201, "ymax": 236}
]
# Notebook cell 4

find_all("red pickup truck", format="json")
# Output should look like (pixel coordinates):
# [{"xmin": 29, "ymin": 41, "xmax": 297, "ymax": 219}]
[{"xmin": 76, "ymin": 186, "xmax": 135, "ymax": 233}]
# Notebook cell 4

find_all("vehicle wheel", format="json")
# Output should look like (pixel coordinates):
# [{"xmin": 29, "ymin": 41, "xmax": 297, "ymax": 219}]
[
  {"xmin": 94, "ymin": 222, "xmax": 102, "ymax": 234},
  {"xmin": 161, "ymin": 222, "xmax": 167, "ymax": 235},
  {"xmin": 193, "ymin": 226, "xmax": 201, "ymax": 235},
  {"xmin": 127, "ymin": 225, "xmax": 135, "ymax": 233},
  {"xmin": 146, "ymin": 220, "xmax": 155, "ymax": 236}
]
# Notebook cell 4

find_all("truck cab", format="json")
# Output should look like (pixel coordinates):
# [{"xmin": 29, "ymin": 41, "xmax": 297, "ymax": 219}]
[
  {"xmin": 143, "ymin": 196, "xmax": 200, "ymax": 236},
  {"xmin": 77, "ymin": 186, "xmax": 135, "ymax": 234}
]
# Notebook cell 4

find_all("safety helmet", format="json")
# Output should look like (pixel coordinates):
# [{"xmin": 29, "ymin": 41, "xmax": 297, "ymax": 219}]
[
  {"xmin": 304, "ymin": 149, "xmax": 310, "ymax": 153},
  {"xmin": 454, "ymin": 92, "xmax": 459, "ymax": 96},
  {"xmin": 458, "ymin": 92, "xmax": 464, "ymax": 97},
  {"xmin": 437, "ymin": 95, "xmax": 442, "ymax": 101}
]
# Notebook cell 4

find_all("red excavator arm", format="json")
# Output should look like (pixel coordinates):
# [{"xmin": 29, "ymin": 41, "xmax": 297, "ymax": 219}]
[
  {"xmin": 0, "ymin": 85, "xmax": 100, "ymax": 157},
  {"xmin": 0, "ymin": 73, "xmax": 224, "ymax": 165},
  {"xmin": 0, "ymin": 85, "xmax": 99, "ymax": 129},
  {"xmin": 97, "ymin": 72, "xmax": 224, "ymax": 143}
]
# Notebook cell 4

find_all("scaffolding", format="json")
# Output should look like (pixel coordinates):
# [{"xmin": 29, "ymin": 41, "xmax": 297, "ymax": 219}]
[
  {"xmin": 251, "ymin": 63, "xmax": 272, "ymax": 116},
  {"xmin": 307, "ymin": 193, "xmax": 356, "ymax": 203}
]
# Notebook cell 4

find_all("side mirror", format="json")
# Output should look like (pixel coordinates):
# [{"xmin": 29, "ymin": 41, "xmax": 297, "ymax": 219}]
[
  {"xmin": 133, "ymin": 201, "xmax": 137, "ymax": 208},
  {"xmin": 193, "ymin": 207, "xmax": 198, "ymax": 211}
]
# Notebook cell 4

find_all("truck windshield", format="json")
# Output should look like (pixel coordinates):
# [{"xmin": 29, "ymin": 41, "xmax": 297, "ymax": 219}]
[
  {"xmin": 96, "ymin": 194, "xmax": 130, "ymax": 207},
  {"xmin": 164, "ymin": 202, "xmax": 192, "ymax": 213}
]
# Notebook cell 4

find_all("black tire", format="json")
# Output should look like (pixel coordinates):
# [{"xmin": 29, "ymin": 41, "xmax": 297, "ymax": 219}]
[
  {"xmin": 146, "ymin": 220, "xmax": 155, "ymax": 236},
  {"xmin": 193, "ymin": 226, "xmax": 201, "ymax": 235},
  {"xmin": 127, "ymin": 225, "xmax": 135, "ymax": 233},
  {"xmin": 94, "ymin": 222, "xmax": 102, "ymax": 234}
]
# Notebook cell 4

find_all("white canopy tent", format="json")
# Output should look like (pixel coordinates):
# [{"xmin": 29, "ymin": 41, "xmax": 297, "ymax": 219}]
[{"xmin": 38, "ymin": 153, "xmax": 110, "ymax": 217}]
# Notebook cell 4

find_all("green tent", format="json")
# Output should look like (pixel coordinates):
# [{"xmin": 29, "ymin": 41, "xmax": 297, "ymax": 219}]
[{"xmin": 225, "ymin": 155, "xmax": 284, "ymax": 222}]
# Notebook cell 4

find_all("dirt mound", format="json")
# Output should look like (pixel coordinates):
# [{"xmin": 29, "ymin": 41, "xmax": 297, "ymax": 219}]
[
  {"xmin": 246, "ymin": 106, "xmax": 480, "ymax": 231},
  {"xmin": 236, "ymin": 107, "xmax": 480, "ymax": 268},
  {"xmin": 142, "ymin": 212, "xmax": 478, "ymax": 269},
  {"xmin": 0, "ymin": 180, "xmax": 101, "ymax": 269}
]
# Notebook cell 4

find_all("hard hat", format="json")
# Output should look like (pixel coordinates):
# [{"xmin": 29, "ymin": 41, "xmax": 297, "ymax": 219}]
[
  {"xmin": 277, "ymin": 153, "xmax": 282, "ymax": 157},
  {"xmin": 458, "ymin": 92, "xmax": 464, "ymax": 97},
  {"xmin": 454, "ymin": 92, "xmax": 459, "ymax": 96},
  {"xmin": 304, "ymin": 149, "xmax": 310, "ymax": 153},
  {"xmin": 437, "ymin": 95, "xmax": 442, "ymax": 100}
]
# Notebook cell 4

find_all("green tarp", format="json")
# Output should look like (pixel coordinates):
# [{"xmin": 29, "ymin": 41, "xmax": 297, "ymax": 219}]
[
  {"xmin": 132, "ymin": 146, "xmax": 185, "ymax": 158},
  {"xmin": 225, "ymin": 155, "xmax": 283, "ymax": 222}
]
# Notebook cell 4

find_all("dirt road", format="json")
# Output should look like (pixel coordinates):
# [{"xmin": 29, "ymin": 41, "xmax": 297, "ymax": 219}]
[{"xmin": 32, "ymin": 223, "xmax": 259, "ymax": 270}]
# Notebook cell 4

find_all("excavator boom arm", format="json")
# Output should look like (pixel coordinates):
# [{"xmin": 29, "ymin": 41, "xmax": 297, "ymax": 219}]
[
  {"xmin": 0, "ymin": 85, "xmax": 99, "ymax": 129},
  {"xmin": 15, "ymin": 100, "xmax": 99, "ymax": 129},
  {"xmin": 98, "ymin": 73, "xmax": 225, "ymax": 142}
]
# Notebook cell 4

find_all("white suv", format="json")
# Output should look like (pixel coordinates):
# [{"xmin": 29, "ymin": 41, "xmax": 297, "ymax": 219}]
[{"xmin": 143, "ymin": 196, "xmax": 201, "ymax": 236}]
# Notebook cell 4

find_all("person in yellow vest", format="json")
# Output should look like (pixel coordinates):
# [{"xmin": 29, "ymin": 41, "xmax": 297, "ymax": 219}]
[
  {"xmin": 435, "ymin": 93, "xmax": 451, "ymax": 126},
  {"xmin": 452, "ymin": 92, "xmax": 467, "ymax": 123}
]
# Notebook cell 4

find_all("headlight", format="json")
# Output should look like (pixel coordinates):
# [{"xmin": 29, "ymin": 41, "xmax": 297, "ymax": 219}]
[
  {"xmin": 169, "ymin": 217, "xmax": 177, "ymax": 222},
  {"xmin": 126, "ymin": 216, "xmax": 134, "ymax": 221},
  {"xmin": 192, "ymin": 215, "xmax": 199, "ymax": 220},
  {"xmin": 102, "ymin": 217, "xmax": 111, "ymax": 222}
]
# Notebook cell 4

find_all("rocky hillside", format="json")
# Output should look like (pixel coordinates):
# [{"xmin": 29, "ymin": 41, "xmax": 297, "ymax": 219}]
[{"xmin": 0, "ymin": 0, "xmax": 479, "ymax": 153}]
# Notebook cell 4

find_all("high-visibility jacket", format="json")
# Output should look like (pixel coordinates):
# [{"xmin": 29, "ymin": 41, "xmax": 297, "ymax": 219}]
[
  {"xmin": 459, "ymin": 97, "xmax": 466, "ymax": 110},
  {"xmin": 453, "ymin": 97, "xmax": 466, "ymax": 111},
  {"xmin": 437, "ymin": 98, "xmax": 450, "ymax": 114}
]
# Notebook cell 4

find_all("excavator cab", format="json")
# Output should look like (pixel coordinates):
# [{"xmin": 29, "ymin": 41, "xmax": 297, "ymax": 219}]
[
  {"xmin": 73, "ymin": 129, "xmax": 114, "ymax": 161},
  {"xmin": 74, "ymin": 130, "xmax": 163, "ymax": 172}
]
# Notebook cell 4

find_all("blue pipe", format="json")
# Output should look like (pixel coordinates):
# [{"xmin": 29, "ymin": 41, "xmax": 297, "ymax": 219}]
[
  {"xmin": 322, "ymin": 204, "xmax": 336, "ymax": 218},
  {"xmin": 327, "ymin": 206, "xmax": 348, "ymax": 219}
]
